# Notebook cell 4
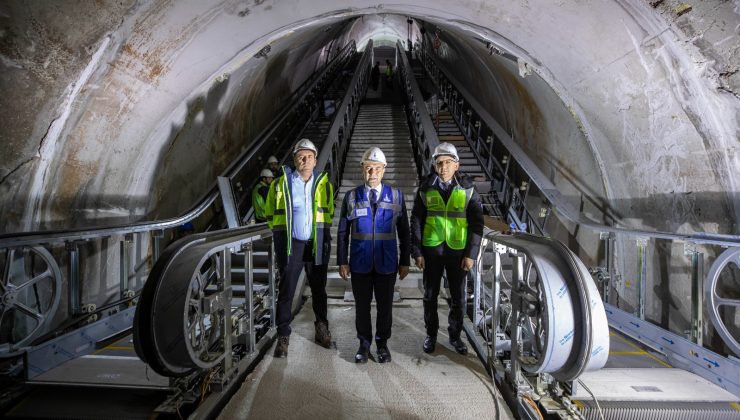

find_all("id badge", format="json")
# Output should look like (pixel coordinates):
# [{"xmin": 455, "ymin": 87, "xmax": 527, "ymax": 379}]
[{"xmin": 355, "ymin": 208, "xmax": 368, "ymax": 217}]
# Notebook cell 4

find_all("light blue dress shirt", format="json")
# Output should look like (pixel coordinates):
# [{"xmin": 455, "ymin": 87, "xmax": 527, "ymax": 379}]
[{"xmin": 291, "ymin": 171, "xmax": 314, "ymax": 240}]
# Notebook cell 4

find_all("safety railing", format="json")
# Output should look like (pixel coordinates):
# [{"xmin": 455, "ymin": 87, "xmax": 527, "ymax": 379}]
[
  {"xmin": 417, "ymin": 39, "xmax": 740, "ymax": 394},
  {"xmin": 0, "ymin": 40, "xmax": 358, "ymax": 356},
  {"xmin": 395, "ymin": 40, "xmax": 441, "ymax": 180}
]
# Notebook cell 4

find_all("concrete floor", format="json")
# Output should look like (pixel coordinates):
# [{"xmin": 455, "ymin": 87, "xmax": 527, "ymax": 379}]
[{"xmin": 219, "ymin": 299, "xmax": 513, "ymax": 419}]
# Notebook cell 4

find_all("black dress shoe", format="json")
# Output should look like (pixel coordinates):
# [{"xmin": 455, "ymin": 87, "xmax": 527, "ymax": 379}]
[
  {"xmin": 450, "ymin": 337, "xmax": 468, "ymax": 355},
  {"xmin": 377, "ymin": 346, "xmax": 392, "ymax": 363},
  {"xmin": 355, "ymin": 344, "xmax": 370, "ymax": 363},
  {"xmin": 423, "ymin": 336, "xmax": 436, "ymax": 353}
]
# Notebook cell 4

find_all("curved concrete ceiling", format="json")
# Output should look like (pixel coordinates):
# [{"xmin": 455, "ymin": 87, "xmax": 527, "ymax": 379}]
[{"xmin": 0, "ymin": 0, "xmax": 737, "ymax": 235}]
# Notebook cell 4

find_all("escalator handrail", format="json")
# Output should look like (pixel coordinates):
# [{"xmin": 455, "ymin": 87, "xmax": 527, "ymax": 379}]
[
  {"xmin": 395, "ymin": 40, "xmax": 441, "ymax": 178},
  {"xmin": 0, "ymin": 41, "xmax": 357, "ymax": 249},
  {"xmin": 422, "ymin": 45, "xmax": 740, "ymax": 247},
  {"xmin": 315, "ymin": 40, "xmax": 373, "ymax": 176}
]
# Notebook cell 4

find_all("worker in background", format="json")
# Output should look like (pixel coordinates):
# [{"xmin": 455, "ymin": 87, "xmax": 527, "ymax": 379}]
[
  {"xmin": 410, "ymin": 142, "xmax": 484, "ymax": 355},
  {"xmin": 264, "ymin": 139, "xmax": 335, "ymax": 358},
  {"xmin": 252, "ymin": 169, "xmax": 274, "ymax": 223},
  {"xmin": 267, "ymin": 155, "xmax": 282, "ymax": 177},
  {"xmin": 370, "ymin": 61, "xmax": 380, "ymax": 91},
  {"xmin": 385, "ymin": 59, "xmax": 394, "ymax": 89},
  {"xmin": 337, "ymin": 147, "xmax": 410, "ymax": 364}
]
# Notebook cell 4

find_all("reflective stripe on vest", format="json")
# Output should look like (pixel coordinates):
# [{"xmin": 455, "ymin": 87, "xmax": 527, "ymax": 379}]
[
  {"xmin": 422, "ymin": 187, "xmax": 473, "ymax": 250},
  {"xmin": 347, "ymin": 185, "xmax": 402, "ymax": 274},
  {"xmin": 270, "ymin": 169, "xmax": 333, "ymax": 257}
]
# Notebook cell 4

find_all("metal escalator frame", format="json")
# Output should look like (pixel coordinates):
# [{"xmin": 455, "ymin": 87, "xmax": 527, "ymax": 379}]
[
  {"xmin": 467, "ymin": 229, "xmax": 612, "ymax": 418},
  {"xmin": 134, "ymin": 224, "xmax": 274, "ymax": 376},
  {"xmin": 395, "ymin": 40, "xmax": 441, "ymax": 181}
]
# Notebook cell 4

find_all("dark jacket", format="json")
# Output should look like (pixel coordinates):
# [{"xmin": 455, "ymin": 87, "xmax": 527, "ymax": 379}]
[{"xmin": 410, "ymin": 172, "xmax": 484, "ymax": 260}]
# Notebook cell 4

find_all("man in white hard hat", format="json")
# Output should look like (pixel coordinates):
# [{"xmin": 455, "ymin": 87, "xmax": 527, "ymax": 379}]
[
  {"xmin": 337, "ymin": 146, "xmax": 410, "ymax": 363},
  {"xmin": 252, "ymin": 169, "xmax": 274, "ymax": 223},
  {"xmin": 410, "ymin": 142, "xmax": 483, "ymax": 355},
  {"xmin": 265, "ymin": 138, "xmax": 335, "ymax": 357},
  {"xmin": 267, "ymin": 155, "xmax": 281, "ymax": 177}
]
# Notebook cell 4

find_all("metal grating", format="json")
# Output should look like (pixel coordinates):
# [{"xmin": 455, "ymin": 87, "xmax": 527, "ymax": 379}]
[{"xmin": 577, "ymin": 400, "xmax": 740, "ymax": 420}]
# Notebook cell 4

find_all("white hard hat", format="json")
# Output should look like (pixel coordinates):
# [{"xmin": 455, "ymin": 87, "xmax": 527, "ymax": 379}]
[
  {"xmin": 432, "ymin": 142, "xmax": 459, "ymax": 161},
  {"xmin": 293, "ymin": 138, "xmax": 318, "ymax": 155},
  {"xmin": 260, "ymin": 169, "xmax": 274, "ymax": 178},
  {"xmin": 361, "ymin": 147, "xmax": 387, "ymax": 166},
  {"xmin": 267, "ymin": 155, "xmax": 278, "ymax": 163}
]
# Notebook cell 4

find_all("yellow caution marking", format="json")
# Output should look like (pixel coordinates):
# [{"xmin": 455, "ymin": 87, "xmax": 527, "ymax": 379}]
[
  {"xmin": 94, "ymin": 345, "xmax": 134, "ymax": 354},
  {"xmin": 730, "ymin": 402, "xmax": 740, "ymax": 411},
  {"xmin": 609, "ymin": 351, "xmax": 647, "ymax": 355},
  {"xmin": 613, "ymin": 334, "xmax": 673, "ymax": 368},
  {"xmin": 572, "ymin": 400, "xmax": 585, "ymax": 410}
]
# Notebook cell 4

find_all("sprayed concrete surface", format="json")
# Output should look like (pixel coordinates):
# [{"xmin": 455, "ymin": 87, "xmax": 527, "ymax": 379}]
[{"xmin": 219, "ymin": 299, "xmax": 512, "ymax": 419}]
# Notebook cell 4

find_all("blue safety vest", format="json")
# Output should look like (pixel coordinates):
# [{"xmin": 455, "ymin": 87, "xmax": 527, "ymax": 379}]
[{"xmin": 347, "ymin": 184, "xmax": 403, "ymax": 274}]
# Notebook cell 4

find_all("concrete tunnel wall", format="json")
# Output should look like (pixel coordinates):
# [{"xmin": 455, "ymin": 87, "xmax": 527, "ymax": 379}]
[{"xmin": 0, "ymin": 1, "xmax": 738, "ymax": 352}]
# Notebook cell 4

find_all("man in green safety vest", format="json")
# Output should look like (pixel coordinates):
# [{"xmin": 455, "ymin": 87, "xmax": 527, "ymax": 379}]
[
  {"xmin": 264, "ymin": 138, "xmax": 335, "ymax": 358},
  {"xmin": 252, "ymin": 168, "xmax": 274, "ymax": 223},
  {"xmin": 411, "ymin": 142, "xmax": 484, "ymax": 355}
]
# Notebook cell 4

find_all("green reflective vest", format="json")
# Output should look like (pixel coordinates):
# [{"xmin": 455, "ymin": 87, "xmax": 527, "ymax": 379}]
[
  {"xmin": 252, "ymin": 181, "xmax": 269, "ymax": 221},
  {"xmin": 265, "ymin": 169, "xmax": 334, "ymax": 257},
  {"xmin": 422, "ymin": 187, "xmax": 473, "ymax": 250}
]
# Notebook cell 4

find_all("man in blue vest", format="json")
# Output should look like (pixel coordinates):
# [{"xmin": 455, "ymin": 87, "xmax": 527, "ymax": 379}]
[
  {"xmin": 411, "ymin": 142, "xmax": 484, "ymax": 355},
  {"xmin": 337, "ymin": 147, "xmax": 410, "ymax": 363}
]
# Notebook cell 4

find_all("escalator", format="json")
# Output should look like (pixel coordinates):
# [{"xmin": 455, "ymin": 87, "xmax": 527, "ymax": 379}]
[
  {"xmin": 0, "ymin": 41, "xmax": 371, "ymax": 420},
  {"xmin": 2, "ymin": 38, "xmax": 738, "ymax": 420}
]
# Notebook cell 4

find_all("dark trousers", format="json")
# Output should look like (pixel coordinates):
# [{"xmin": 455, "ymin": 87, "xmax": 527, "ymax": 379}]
[
  {"xmin": 423, "ymin": 255, "xmax": 467, "ymax": 339},
  {"xmin": 276, "ymin": 239, "xmax": 328, "ymax": 337},
  {"xmin": 351, "ymin": 270, "xmax": 396, "ymax": 347}
]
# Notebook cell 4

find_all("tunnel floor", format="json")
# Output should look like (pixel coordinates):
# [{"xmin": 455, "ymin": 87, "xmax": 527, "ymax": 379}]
[{"xmin": 218, "ymin": 298, "xmax": 513, "ymax": 419}]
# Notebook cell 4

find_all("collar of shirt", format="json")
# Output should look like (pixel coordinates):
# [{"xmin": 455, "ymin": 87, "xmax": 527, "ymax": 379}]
[
  {"xmin": 364, "ymin": 183, "xmax": 382, "ymax": 199},
  {"xmin": 290, "ymin": 170, "xmax": 314, "ymax": 241},
  {"xmin": 436, "ymin": 176, "xmax": 455, "ymax": 191},
  {"xmin": 291, "ymin": 170, "xmax": 313, "ymax": 184}
]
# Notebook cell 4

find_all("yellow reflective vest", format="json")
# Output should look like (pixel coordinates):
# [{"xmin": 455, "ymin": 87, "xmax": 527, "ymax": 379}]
[
  {"xmin": 422, "ymin": 187, "xmax": 474, "ymax": 250},
  {"xmin": 265, "ymin": 167, "xmax": 334, "ymax": 262}
]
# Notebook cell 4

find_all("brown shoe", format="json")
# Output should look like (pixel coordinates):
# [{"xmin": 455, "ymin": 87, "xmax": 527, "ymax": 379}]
[
  {"xmin": 314, "ymin": 321, "xmax": 332, "ymax": 348},
  {"xmin": 274, "ymin": 335, "xmax": 289, "ymax": 358}
]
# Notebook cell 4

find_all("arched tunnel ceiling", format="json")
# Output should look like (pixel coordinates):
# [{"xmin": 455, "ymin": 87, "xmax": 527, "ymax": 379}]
[{"xmin": 0, "ymin": 0, "xmax": 738, "ymax": 235}]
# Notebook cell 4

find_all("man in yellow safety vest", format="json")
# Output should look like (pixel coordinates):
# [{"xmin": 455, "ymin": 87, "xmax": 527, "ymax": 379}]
[
  {"xmin": 410, "ymin": 142, "xmax": 484, "ymax": 355},
  {"xmin": 264, "ymin": 138, "xmax": 335, "ymax": 358}
]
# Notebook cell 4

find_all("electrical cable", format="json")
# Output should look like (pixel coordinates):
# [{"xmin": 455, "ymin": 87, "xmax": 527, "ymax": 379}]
[
  {"xmin": 577, "ymin": 379, "xmax": 605, "ymax": 420},
  {"xmin": 522, "ymin": 395, "xmax": 544, "ymax": 420}
]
